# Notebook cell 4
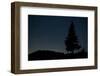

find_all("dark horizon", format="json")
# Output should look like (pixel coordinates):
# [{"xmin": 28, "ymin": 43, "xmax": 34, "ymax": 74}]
[{"xmin": 28, "ymin": 15, "xmax": 88, "ymax": 54}]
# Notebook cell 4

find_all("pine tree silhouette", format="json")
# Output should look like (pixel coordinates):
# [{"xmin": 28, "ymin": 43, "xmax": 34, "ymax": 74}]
[{"xmin": 65, "ymin": 21, "xmax": 81, "ymax": 53}]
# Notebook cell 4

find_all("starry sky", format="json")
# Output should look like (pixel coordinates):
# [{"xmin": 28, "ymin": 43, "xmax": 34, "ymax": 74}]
[{"xmin": 28, "ymin": 15, "xmax": 88, "ymax": 54}]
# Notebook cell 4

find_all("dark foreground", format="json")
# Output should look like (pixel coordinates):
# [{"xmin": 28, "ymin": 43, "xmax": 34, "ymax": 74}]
[{"xmin": 28, "ymin": 50, "xmax": 88, "ymax": 61}]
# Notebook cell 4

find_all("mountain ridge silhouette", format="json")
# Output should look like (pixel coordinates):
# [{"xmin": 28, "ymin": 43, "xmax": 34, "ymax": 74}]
[{"xmin": 28, "ymin": 49, "xmax": 87, "ymax": 61}]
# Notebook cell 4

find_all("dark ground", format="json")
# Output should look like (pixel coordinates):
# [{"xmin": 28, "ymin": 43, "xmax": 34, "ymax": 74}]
[{"xmin": 28, "ymin": 50, "xmax": 88, "ymax": 61}]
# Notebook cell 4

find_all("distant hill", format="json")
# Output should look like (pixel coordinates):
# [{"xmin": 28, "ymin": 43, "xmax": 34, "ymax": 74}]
[{"xmin": 28, "ymin": 50, "xmax": 88, "ymax": 61}]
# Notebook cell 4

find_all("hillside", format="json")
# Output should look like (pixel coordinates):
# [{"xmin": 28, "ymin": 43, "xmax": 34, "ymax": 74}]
[{"xmin": 28, "ymin": 50, "xmax": 88, "ymax": 61}]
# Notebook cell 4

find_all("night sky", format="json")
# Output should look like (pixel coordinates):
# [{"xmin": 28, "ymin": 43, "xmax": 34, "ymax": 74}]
[{"xmin": 28, "ymin": 15, "xmax": 88, "ymax": 54}]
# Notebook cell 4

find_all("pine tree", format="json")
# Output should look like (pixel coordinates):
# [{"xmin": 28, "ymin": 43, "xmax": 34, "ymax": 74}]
[{"xmin": 65, "ymin": 21, "xmax": 81, "ymax": 53}]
